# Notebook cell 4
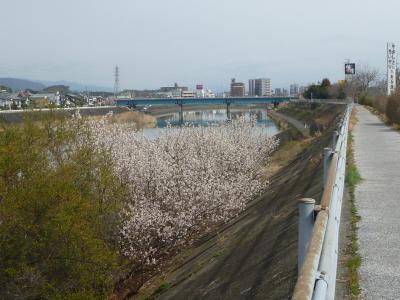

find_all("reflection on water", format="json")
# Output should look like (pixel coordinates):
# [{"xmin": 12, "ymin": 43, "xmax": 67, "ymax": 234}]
[{"xmin": 142, "ymin": 108, "xmax": 279, "ymax": 139}]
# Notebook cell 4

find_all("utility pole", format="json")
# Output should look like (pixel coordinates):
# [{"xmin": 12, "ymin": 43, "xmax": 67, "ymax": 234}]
[{"xmin": 114, "ymin": 65, "xmax": 120, "ymax": 99}]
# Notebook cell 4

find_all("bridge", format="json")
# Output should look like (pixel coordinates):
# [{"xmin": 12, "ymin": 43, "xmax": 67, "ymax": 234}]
[
  {"xmin": 115, "ymin": 96, "xmax": 295, "ymax": 122},
  {"xmin": 114, "ymin": 96, "xmax": 294, "ymax": 107}
]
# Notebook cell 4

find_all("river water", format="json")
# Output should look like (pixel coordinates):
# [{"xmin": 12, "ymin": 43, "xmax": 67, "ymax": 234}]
[{"xmin": 142, "ymin": 108, "xmax": 279, "ymax": 139}]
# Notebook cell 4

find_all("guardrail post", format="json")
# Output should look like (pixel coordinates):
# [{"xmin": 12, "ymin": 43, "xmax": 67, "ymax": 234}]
[
  {"xmin": 313, "ymin": 274, "xmax": 328, "ymax": 300},
  {"xmin": 332, "ymin": 130, "xmax": 339, "ymax": 151},
  {"xmin": 323, "ymin": 148, "xmax": 332, "ymax": 188},
  {"xmin": 298, "ymin": 198, "xmax": 316, "ymax": 273}
]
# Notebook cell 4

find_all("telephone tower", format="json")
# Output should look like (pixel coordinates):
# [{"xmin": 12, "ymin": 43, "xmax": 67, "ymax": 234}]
[{"xmin": 114, "ymin": 65, "xmax": 120, "ymax": 98}]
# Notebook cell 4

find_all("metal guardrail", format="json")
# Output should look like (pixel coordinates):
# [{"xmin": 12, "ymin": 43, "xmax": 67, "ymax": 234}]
[{"xmin": 293, "ymin": 104, "xmax": 353, "ymax": 300}]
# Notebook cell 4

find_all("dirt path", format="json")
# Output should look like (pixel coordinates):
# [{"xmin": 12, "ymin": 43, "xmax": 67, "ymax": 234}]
[{"xmin": 267, "ymin": 110, "xmax": 310, "ymax": 137}]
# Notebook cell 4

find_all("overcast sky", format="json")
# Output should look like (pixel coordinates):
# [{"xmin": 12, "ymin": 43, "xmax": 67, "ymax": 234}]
[{"xmin": 0, "ymin": 0, "xmax": 399, "ymax": 91}]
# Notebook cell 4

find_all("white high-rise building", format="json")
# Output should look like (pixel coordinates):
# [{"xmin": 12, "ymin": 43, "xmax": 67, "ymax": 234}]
[
  {"xmin": 290, "ymin": 84, "xmax": 299, "ymax": 96},
  {"xmin": 249, "ymin": 79, "xmax": 256, "ymax": 96},
  {"xmin": 248, "ymin": 78, "xmax": 271, "ymax": 96}
]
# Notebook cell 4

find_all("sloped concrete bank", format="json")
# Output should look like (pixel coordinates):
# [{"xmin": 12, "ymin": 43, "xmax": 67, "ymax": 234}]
[{"xmin": 132, "ymin": 103, "xmax": 346, "ymax": 300}]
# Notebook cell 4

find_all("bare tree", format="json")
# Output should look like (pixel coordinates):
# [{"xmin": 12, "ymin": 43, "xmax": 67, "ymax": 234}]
[{"xmin": 346, "ymin": 64, "xmax": 380, "ymax": 99}]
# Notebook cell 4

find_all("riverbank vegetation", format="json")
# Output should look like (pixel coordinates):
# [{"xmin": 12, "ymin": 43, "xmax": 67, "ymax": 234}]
[
  {"xmin": 0, "ymin": 112, "xmax": 277, "ymax": 299},
  {"xmin": 302, "ymin": 65, "xmax": 381, "ymax": 102},
  {"xmin": 360, "ymin": 91, "xmax": 400, "ymax": 129},
  {"xmin": 89, "ymin": 111, "xmax": 156, "ymax": 129},
  {"xmin": 0, "ymin": 114, "xmax": 127, "ymax": 299}
]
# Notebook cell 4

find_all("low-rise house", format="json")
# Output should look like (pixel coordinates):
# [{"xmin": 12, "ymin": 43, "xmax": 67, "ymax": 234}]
[
  {"xmin": 0, "ymin": 92, "xmax": 12, "ymax": 109},
  {"xmin": 29, "ymin": 93, "xmax": 60, "ymax": 105}
]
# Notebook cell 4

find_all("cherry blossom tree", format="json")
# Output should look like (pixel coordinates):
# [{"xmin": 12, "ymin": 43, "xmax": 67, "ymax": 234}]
[{"xmin": 88, "ymin": 115, "xmax": 278, "ymax": 266}]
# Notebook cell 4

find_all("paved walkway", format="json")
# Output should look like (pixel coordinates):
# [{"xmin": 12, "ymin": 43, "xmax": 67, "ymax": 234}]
[{"xmin": 353, "ymin": 106, "xmax": 400, "ymax": 299}]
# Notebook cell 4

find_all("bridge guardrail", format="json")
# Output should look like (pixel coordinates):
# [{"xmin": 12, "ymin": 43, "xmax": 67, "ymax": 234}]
[{"xmin": 293, "ymin": 104, "xmax": 353, "ymax": 300}]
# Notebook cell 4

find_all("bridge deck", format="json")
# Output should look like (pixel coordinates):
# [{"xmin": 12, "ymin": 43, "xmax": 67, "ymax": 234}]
[{"xmin": 115, "ymin": 97, "xmax": 294, "ymax": 107}]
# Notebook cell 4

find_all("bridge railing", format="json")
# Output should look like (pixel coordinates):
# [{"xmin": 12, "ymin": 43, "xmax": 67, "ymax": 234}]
[
  {"xmin": 293, "ymin": 104, "xmax": 353, "ymax": 300},
  {"xmin": 114, "ymin": 96, "xmax": 295, "ymax": 107}
]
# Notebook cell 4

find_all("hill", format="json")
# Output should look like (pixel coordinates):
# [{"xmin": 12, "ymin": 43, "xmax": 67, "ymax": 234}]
[
  {"xmin": 0, "ymin": 78, "xmax": 46, "ymax": 92},
  {"xmin": 42, "ymin": 85, "xmax": 71, "ymax": 94},
  {"xmin": 36, "ymin": 80, "xmax": 113, "ymax": 92},
  {"xmin": 0, "ymin": 78, "xmax": 112, "ymax": 93}
]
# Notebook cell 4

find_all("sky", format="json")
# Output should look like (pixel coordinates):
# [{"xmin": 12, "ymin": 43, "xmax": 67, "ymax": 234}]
[{"xmin": 0, "ymin": 0, "xmax": 399, "ymax": 91}]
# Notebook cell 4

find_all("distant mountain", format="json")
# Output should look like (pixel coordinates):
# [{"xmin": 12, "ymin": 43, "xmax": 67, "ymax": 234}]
[
  {"xmin": 36, "ymin": 80, "xmax": 113, "ymax": 93},
  {"xmin": 0, "ymin": 78, "xmax": 46, "ymax": 92}
]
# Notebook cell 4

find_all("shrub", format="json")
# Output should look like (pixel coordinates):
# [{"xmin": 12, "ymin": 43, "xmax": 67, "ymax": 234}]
[
  {"xmin": 386, "ymin": 92, "xmax": 400, "ymax": 125},
  {"xmin": 371, "ymin": 95, "xmax": 388, "ymax": 114},
  {"xmin": 358, "ymin": 92, "xmax": 373, "ymax": 106},
  {"xmin": 0, "ymin": 114, "xmax": 126, "ymax": 299}
]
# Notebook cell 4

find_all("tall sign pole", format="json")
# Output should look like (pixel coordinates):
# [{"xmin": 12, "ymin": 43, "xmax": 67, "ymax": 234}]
[
  {"xmin": 344, "ymin": 61, "xmax": 356, "ymax": 81},
  {"xmin": 344, "ymin": 59, "xmax": 351, "ymax": 82},
  {"xmin": 387, "ymin": 42, "xmax": 397, "ymax": 95}
]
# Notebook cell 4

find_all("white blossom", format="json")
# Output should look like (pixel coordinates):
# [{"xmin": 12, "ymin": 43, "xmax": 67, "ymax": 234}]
[{"xmin": 88, "ymin": 115, "xmax": 278, "ymax": 264}]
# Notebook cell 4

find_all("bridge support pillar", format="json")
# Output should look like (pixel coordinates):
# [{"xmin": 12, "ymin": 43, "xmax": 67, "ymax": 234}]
[
  {"xmin": 179, "ymin": 104, "xmax": 183, "ymax": 125},
  {"xmin": 298, "ymin": 198, "xmax": 316, "ymax": 273},
  {"xmin": 226, "ymin": 102, "xmax": 231, "ymax": 120}
]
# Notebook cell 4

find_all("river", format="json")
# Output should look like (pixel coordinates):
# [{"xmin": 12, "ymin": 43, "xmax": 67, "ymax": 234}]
[{"xmin": 142, "ymin": 107, "xmax": 279, "ymax": 139}]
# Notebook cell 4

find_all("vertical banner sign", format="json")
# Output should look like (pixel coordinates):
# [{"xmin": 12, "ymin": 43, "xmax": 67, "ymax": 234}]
[{"xmin": 387, "ymin": 43, "xmax": 397, "ymax": 96}]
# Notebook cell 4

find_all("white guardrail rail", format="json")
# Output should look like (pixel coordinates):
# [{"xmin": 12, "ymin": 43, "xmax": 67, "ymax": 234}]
[{"xmin": 293, "ymin": 104, "xmax": 353, "ymax": 300}]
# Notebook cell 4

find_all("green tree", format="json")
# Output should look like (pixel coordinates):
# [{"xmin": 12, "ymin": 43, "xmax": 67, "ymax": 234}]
[
  {"xmin": 303, "ymin": 84, "xmax": 320, "ymax": 99},
  {"xmin": 43, "ymin": 85, "xmax": 71, "ymax": 94},
  {"xmin": 0, "ymin": 85, "xmax": 12, "ymax": 93},
  {"xmin": 0, "ymin": 113, "xmax": 127, "ymax": 299},
  {"xmin": 321, "ymin": 78, "xmax": 331, "ymax": 88},
  {"xmin": 303, "ymin": 78, "xmax": 331, "ymax": 99},
  {"xmin": 337, "ymin": 84, "xmax": 347, "ymax": 100}
]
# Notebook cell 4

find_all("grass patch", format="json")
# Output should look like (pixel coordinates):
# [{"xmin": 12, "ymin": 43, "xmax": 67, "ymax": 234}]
[
  {"xmin": 153, "ymin": 282, "xmax": 171, "ymax": 295},
  {"xmin": 142, "ymin": 282, "xmax": 171, "ymax": 300},
  {"xmin": 345, "ymin": 112, "xmax": 362, "ymax": 298},
  {"xmin": 346, "ymin": 159, "xmax": 361, "ymax": 187},
  {"xmin": 89, "ymin": 111, "xmax": 156, "ymax": 129},
  {"xmin": 265, "ymin": 137, "xmax": 312, "ymax": 178}
]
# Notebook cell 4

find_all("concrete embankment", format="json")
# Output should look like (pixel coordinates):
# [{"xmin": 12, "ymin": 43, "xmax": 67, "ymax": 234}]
[{"xmin": 133, "ymin": 103, "xmax": 346, "ymax": 300}]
